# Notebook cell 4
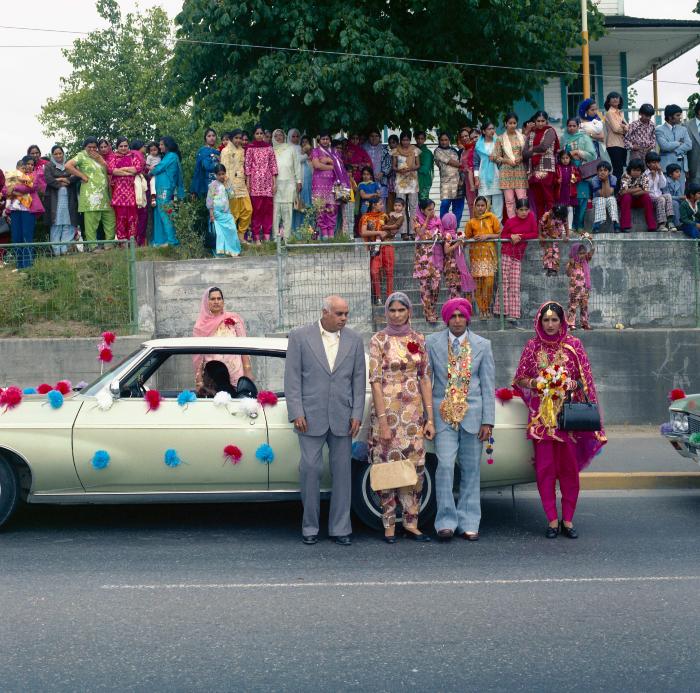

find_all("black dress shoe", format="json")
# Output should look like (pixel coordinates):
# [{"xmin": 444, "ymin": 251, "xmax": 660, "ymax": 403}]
[
  {"xmin": 334, "ymin": 535, "xmax": 352, "ymax": 546},
  {"xmin": 302, "ymin": 534, "xmax": 318, "ymax": 545},
  {"xmin": 404, "ymin": 530, "xmax": 431, "ymax": 543},
  {"xmin": 383, "ymin": 534, "xmax": 398, "ymax": 544},
  {"xmin": 461, "ymin": 532, "xmax": 479, "ymax": 542},
  {"xmin": 545, "ymin": 526, "xmax": 559, "ymax": 539},
  {"xmin": 437, "ymin": 529, "xmax": 454, "ymax": 542},
  {"xmin": 560, "ymin": 522, "xmax": 578, "ymax": 539}
]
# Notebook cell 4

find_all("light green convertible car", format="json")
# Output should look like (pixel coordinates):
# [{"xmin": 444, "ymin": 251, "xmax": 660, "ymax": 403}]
[
  {"xmin": 662, "ymin": 393, "xmax": 700, "ymax": 464},
  {"xmin": 0, "ymin": 337, "xmax": 536, "ymax": 530}
]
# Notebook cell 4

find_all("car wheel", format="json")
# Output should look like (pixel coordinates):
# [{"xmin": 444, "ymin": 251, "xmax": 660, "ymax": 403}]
[
  {"xmin": 0, "ymin": 456, "xmax": 19, "ymax": 529},
  {"xmin": 351, "ymin": 454, "xmax": 437, "ymax": 532}
]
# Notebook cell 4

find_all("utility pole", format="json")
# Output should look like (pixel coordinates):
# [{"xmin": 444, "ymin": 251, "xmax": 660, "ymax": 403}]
[{"xmin": 581, "ymin": 0, "xmax": 590, "ymax": 99}]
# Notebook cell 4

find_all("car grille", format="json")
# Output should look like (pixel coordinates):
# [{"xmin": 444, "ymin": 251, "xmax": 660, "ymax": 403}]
[{"xmin": 689, "ymin": 416, "xmax": 700, "ymax": 435}]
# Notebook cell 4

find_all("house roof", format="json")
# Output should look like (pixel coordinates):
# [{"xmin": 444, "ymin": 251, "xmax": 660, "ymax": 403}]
[{"xmin": 586, "ymin": 14, "xmax": 700, "ymax": 81}]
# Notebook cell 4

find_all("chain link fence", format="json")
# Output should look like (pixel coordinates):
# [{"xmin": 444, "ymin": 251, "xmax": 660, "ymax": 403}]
[
  {"xmin": 0, "ymin": 240, "xmax": 138, "ymax": 337},
  {"xmin": 278, "ymin": 236, "xmax": 700, "ymax": 332}
]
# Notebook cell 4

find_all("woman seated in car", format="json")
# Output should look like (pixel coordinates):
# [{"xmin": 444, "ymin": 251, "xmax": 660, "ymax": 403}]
[
  {"xmin": 197, "ymin": 361, "xmax": 238, "ymax": 398},
  {"xmin": 193, "ymin": 286, "xmax": 253, "ymax": 389}
]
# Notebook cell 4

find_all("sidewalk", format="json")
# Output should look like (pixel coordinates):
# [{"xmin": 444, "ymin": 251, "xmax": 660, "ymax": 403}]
[{"xmin": 580, "ymin": 425, "xmax": 700, "ymax": 490}]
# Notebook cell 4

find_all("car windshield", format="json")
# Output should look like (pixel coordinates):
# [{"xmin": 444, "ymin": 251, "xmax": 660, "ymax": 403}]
[{"xmin": 80, "ymin": 348, "xmax": 146, "ymax": 396}]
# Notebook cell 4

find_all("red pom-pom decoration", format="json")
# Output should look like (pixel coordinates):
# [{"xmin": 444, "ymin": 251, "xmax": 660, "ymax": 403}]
[
  {"xmin": 55, "ymin": 380, "xmax": 72, "ymax": 395},
  {"xmin": 101, "ymin": 331, "xmax": 116, "ymax": 345},
  {"xmin": 669, "ymin": 388, "xmax": 686, "ymax": 402},
  {"xmin": 223, "ymin": 445, "xmax": 242, "ymax": 464},
  {"xmin": 98, "ymin": 347, "xmax": 113, "ymax": 363},
  {"xmin": 145, "ymin": 389, "xmax": 162, "ymax": 412},
  {"xmin": 224, "ymin": 317, "xmax": 237, "ymax": 327},
  {"xmin": 1, "ymin": 386, "xmax": 23, "ymax": 410},
  {"xmin": 37, "ymin": 383, "xmax": 52, "ymax": 395},
  {"xmin": 257, "ymin": 391, "xmax": 278, "ymax": 407},
  {"xmin": 495, "ymin": 387, "xmax": 514, "ymax": 402},
  {"xmin": 406, "ymin": 341, "xmax": 421, "ymax": 354}
]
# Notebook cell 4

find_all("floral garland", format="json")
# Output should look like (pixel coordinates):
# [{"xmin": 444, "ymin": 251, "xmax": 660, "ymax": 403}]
[{"xmin": 439, "ymin": 336, "xmax": 472, "ymax": 430}]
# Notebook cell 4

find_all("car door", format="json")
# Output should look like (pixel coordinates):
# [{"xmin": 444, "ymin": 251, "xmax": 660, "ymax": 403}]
[
  {"xmin": 260, "ymin": 352, "xmax": 332, "ymax": 491},
  {"xmin": 72, "ymin": 350, "xmax": 269, "ymax": 492}
]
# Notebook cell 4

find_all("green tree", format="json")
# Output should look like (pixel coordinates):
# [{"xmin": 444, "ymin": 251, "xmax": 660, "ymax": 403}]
[
  {"xmin": 39, "ymin": 0, "xmax": 194, "ymax": 160},
  {"xmin": 167, "ymin": 0, "xmax": 604, "ymax": 133}
]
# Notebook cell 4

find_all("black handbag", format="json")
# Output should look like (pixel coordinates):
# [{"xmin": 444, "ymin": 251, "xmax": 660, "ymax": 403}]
[
  {"xmin": 204, "ymin": 220, "xmax": 217, "ymax": 251},
  {"xmin": 558, "ymin": 380, "xmax": 601, "ymax": 431},
  {"xmin": 579, "ymin": 158, "xmax": 605, "ymax": 180}
]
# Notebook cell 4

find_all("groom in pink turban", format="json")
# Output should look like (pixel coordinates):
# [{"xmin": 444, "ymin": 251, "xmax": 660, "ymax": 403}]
[{"xmin": 426, "ymin": 297, "xmax": 495, "ymax": 541}]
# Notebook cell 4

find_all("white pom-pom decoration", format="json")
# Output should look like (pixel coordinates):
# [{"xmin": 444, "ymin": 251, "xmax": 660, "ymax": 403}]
[
  {"xmin": 96, "ymin": 389, "xmax": 114, "ymax": 411},
  {"xmin": 213, "ymin": 391, "xmax": 233, "ymax": 407},
  {"xmin": 239, "ymin": 397, "xmax": 260, "ymax": 417}
]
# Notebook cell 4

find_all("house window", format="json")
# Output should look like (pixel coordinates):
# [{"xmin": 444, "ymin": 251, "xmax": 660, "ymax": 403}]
[{"xmin": 566, "ymin": 62, "xmax": 598, "ymax": 120}]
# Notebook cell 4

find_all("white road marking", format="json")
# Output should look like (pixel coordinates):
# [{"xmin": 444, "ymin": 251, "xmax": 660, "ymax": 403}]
[{"xmin": 101, "ymin": 576, "xmax": 700, "ymax": 590}]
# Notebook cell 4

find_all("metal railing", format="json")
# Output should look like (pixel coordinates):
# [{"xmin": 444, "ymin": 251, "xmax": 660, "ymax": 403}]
[
  {"xmin": 0, "ymin": 239, "xmax": 138, "ymax": 337},
  {"xmin": 277, "ymin": 236, "xmax": 700, "ymax": 332}
]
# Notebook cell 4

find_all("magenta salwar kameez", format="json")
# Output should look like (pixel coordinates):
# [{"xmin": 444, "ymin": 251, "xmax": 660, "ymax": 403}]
[{"xmin": 513, "ymin": 302, "xmax": 606, "ymax": 525}]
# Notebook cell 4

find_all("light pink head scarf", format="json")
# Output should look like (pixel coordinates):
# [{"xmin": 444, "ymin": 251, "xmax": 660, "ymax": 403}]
[{"xmin": 193, "ymin": 287, "xmax": 240, "ymax": 337}]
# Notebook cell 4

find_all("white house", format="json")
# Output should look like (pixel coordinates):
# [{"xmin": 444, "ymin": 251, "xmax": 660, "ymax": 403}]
[{"xmin": 522, "ymin": 0, "xmax": 700, "ymax": 124}]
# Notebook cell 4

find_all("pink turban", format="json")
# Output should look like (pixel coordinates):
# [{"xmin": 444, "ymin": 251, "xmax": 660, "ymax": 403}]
[{"xmin": 441, "ymin": 297, "xmax": 472, "ymax": 325}]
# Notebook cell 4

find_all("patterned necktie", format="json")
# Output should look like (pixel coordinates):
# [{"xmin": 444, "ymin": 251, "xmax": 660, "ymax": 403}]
[{"xmin": 453, "ymin": 337, "xmax": 460, "ymax": 353}]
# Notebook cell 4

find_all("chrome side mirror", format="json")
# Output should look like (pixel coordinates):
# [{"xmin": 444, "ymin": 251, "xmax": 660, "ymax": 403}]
[{"xmin": 109, "ymin": 378, "xmax": 121, "ymax": 397}]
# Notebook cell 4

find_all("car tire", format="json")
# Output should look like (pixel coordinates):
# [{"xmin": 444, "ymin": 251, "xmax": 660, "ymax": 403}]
[
  {"xmin": 0, "ymin": 456, "xmax": 19, "ymax": 530},
  {"xmin": 351, "ymin": 454, "xmax": 437, "ymax": 531}
]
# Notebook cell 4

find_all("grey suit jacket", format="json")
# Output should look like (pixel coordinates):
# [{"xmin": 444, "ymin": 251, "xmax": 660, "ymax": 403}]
[
  {"xmin": 426, "ymin": 329, "xmax": 495, "ymax": 435},
  {"xmin": 656, "ymin": 123, "xmax": 692, "ymax": 174},
  {"xmin": 686, "ymin": 119, "xmax": 700, "ymax": 184},
  {"xmin": 284, "ymin": 322, "xmax": 366, "ymax": 437}
]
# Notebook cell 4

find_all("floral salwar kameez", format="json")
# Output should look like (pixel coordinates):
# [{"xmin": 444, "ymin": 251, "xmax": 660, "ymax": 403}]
[
  {"xmin": 108, "ymin": 152, "xmax": 143, "ymax": 241},
  {"xmin": 369, "ymin": 330, "xmax": 431, "ymax": 529}
]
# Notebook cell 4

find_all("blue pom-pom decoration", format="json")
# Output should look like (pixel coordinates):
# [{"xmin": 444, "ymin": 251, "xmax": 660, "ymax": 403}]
[
  {"xmin": 47, "ymin": 390, "xmax": 64, "ymax": 409},
  {"xmin": 351, "ymin": 441, "xmax": 369, "ymax": 462},
  {"xmin": 92, "ymin": 450, "xmax": 110, "ymax": 470},
  {"xmin": 177, "ymin": 390, "xmax": 197, "ymax": 407},
  {"xmin": 22, "ymin": 387, "xmax": 37, "ymax": 395},
  {"xmin": 164, "ymin": 449, "xmax": 182, "ymax": 467},
  {"xmin": 256, "ymin": 443, "xmax": 275, "ymax": 464}
]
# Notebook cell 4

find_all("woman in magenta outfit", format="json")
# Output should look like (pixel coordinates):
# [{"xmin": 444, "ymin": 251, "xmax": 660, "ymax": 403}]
[
  {"xmin": 26, "ymin": 145, "xmax": 48, "ymax": 194},
  {"xmin": 513, "ymin": 301, "xmax": 606, "ymax": 538},
  {"xmin": 244, "ymin": 124, "xmax": 278, "ymax": 243},
  {"xmin": 107, "ymin": 136, "xmax": 144, "ymax": 242},
  {"xmin": 311, "ymin": 131, "xmax": 350, "ymax": 240}
]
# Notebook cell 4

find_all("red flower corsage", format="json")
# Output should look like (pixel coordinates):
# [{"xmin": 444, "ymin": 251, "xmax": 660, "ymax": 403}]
[
  {"xmin": 224, "ymin": 317, "xmax": 236, "ymax": 327},
  {"xmin": 406, "ymin": 341, "xmax": 421, "ymax": 355}
]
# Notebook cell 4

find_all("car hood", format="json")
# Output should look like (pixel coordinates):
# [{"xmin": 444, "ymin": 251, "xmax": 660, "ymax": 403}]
[{"xmin": 669, "ymin": 393, "xmax": 700, "ymax": 413}]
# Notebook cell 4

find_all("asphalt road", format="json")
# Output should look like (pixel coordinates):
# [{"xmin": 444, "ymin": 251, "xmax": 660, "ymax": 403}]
[{"xmin": 1, "ymin": 490, "xmax": 699, "ymax": 692}]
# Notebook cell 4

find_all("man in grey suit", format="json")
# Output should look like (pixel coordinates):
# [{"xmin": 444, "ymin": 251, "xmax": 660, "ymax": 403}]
[
  {"xmin": 685, "ymin": 101, "xmax": 700, "ymax": 186},
  {"xmin": 426, "ymin": 298, "xmax": 495, "ymax": 542},
  {"xmin": 656, "ymin": 104, "xmax": 693, "ymax": 190},
  {"xmin": 284, "ymin": 295, "xmax": 366, "ymax": 545}
]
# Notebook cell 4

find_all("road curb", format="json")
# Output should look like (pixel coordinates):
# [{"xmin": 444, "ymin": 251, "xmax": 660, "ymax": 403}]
[{"xmin": 580, "ymin": 472, "xmax": 700, "ymax": 490}]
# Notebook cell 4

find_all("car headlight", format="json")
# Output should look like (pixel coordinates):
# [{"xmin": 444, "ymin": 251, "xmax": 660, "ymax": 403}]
[{"xmin": 671, "ymin": 412, "xmax": 689, "ymax": 433}]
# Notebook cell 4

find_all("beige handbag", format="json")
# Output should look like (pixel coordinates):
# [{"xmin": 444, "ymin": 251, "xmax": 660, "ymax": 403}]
[
  {"xmin": 369, "ymin": 459, "xmax": 418, "ymax": 492},
  {"xmin": 134, "ymin": 174, "xmax": 148, "ymax": 209}
]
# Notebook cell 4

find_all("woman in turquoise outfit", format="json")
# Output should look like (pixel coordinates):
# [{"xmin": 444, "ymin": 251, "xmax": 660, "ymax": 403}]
[
  {"xmin": 206, "ymin": 164, "xmax": 241, "ymax": 257},
  {"xmin": 562, "ymin": 117, "xmax": 597, "ymax": 232},
  {"xmin": 150, "ymin": 136, "xmax": 185, "ymax": 247}
]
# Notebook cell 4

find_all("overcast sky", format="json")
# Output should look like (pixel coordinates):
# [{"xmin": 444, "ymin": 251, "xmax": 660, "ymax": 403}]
[{"xmin": 1, "ymin": 0, "xmax": 699, "ymax": 170}]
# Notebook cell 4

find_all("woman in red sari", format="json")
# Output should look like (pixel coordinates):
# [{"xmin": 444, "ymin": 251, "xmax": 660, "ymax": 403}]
[
  {"xmin": 344, "ymin": 132, "xmax": 372, "ymax": 185},
  {"xmin": 513, "ymin": 301, "xmax": 606, "ymax": 538},
  {"xmin": 523, "ymin": 111, "xmax": 559, "ymax": 221},
  {"xmin": 108, "ymin": 136, "xmax": 144, "ymax": 242}
]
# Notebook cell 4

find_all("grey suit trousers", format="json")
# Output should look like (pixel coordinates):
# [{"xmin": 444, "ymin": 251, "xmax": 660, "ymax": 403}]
[{"xmin": 298, "ymin": 430, "xmax": 352, "ymax": 537}]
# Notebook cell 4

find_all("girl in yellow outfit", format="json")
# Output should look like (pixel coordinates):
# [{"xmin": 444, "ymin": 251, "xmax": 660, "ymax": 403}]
[{"xmin": 464, "ymin": 195, "xmax": 501, "ymax": 318}]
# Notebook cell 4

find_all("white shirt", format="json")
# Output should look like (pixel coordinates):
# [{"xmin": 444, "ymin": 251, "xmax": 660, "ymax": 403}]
[
  {"xmin": 695, "ymin": 118, "xmax": 700, "ymax": 132},
  {"xmin": 319, "ymin": 321, "xmax": 340, "ymax": 370},
  {"xmin": 448, "ymin": 330, "xmax": 468, "ymax": 348}
]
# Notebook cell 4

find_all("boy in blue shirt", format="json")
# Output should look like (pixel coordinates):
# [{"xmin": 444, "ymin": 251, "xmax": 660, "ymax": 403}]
[{"xmin": 665, "ymin": 163, "xmax": 684, "ymax": 228}]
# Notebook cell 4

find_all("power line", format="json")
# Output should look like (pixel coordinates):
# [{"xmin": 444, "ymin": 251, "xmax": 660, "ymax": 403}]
[{"xmin": 1, "ymin": 22, "xmax": 699, "ymax": 89}]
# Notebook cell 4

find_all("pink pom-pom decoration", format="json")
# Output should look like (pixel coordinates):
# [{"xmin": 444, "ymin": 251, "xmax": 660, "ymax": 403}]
[
  {"xmin": 101, "ymin": 331, "xmax": 116, "ymax": 345},
  {"xmin": 495, "ymin": 388, "xmax": 514, "ymax": 403},
  {"xmin": 145, "ymin": 390, "xmax": 162, "ymax": 412},
  {"xmin": 1, "ymin": 386, "xmax": 23, "ymax": 411},
  {"xmin": 98, "ymin": 347, "xmax": 113, "ymax": 363},
  {"xmin": 257, "ymin": 391, "xmax": 278, "ymax": 407},
  {"xmin": 37, "ymin": 383, "xmax": 52, "ymax": 395},
  {"xmin": 669, "ymin": 388, "xmax": 686, "ymax": 402},
  {"xmin": 223, "ymin": 445, "xmax": 243, "ymax": 465},
  {"xmin": 55, "ymin": 380, "xmax": 72, "ymax": 395}
]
